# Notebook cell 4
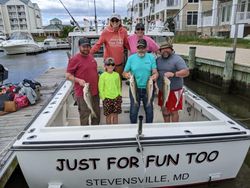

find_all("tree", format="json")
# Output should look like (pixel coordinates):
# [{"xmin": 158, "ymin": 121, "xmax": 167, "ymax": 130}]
[{"xmin": 61, "ymin": 25, "xmax": 74, "ymax": 38}]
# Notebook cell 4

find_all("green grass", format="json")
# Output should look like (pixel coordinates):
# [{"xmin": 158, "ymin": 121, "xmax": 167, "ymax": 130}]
[{"xmin": 174, "ymin": 35, "xmax": 250, "ymax": 49}]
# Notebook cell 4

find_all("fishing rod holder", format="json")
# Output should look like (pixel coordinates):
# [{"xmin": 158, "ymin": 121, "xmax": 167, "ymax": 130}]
[{"xmin": 137, "ymin": 115, "xmax": 144, "ymax": 136}]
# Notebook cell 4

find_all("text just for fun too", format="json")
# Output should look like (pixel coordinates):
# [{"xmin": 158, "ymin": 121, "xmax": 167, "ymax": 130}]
[{"xmin": 56, "ymin": 151, "xmax": 219, "ymax": 171}]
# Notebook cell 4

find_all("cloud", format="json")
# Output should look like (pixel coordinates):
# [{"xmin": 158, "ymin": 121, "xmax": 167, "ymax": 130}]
[{"xmin": 32, "ymin": 0, "xmax": 131, "ymax": 25}]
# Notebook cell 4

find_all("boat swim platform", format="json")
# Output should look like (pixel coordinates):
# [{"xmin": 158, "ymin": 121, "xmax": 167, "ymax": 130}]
[{"xmin": 0, "ymin": 67, "xmax": 66, "ymax": 187}]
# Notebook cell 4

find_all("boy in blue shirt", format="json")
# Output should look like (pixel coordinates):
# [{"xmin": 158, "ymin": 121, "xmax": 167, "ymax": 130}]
[{"xmin": 123, "ymin": 39, "xmax": 158, "ymax": 123}]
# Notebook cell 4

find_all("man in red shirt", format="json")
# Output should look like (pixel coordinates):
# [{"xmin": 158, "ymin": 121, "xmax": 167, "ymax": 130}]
[{"xmin": 66, "ymin": 37, "xmax": 100, "ymax": 125}]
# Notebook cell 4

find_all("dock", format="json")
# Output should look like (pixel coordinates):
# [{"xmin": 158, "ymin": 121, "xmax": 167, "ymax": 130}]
[{"xmin": 0, "ymin": 68, "xmax": 66, "ymax": 187}]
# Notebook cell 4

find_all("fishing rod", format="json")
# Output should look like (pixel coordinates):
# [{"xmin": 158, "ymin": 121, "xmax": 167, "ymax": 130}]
[
  {"xmin": 58, "ymin": 0, "xmax": 83, "ymax": 32},
  {"xmin": 163, "ymin": 2, "xmax": 188, "ymax": 32},
  {"xmin": 130, "ymin": 0, "xmax": 134, "ymax": 31},
  {"xmin": 94, "ymin": 0, "xmax": 98, "ymax": 33},
  {"xmin": 146, "ymin": 0, "xmax": 153, "ymax": 33},
  {"xmin": 172, "ymin": 2, "xmax": 188, "ymax": 20}
]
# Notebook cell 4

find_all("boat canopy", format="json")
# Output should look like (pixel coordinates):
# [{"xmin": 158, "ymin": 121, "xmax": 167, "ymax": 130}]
[{"xmin": 9, "ymin": 32, "xmax": 33, "ymax": 41}]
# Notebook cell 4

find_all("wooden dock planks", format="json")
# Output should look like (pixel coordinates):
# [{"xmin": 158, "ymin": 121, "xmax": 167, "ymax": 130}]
[{"xmin": 0, "ymin": 67, "xmax": 66, "ymax": 187}]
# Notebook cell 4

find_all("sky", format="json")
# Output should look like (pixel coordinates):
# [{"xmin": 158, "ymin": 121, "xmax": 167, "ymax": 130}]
[{"xmin": 32, "ymin": 0, "xmax": 131, "ymax": 25}]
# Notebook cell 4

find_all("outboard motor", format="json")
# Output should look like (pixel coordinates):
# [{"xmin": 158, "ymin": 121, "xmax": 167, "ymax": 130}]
[{"xmin": 0, "ymin": 64, "xmax": 8, "ymax": 84}]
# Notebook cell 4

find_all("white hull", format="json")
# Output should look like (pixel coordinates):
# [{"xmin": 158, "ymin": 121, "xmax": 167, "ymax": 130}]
[
  {"xmin": 13, "ymin": 80, "xmax": 250, "ymax": 188},
  {"xmin": 2, "ymin": 43, "xmax": 43, "ymax": 55},
  {"xmin": 1, "ymin": 32, "xmax": 43, "ymax": 55}
]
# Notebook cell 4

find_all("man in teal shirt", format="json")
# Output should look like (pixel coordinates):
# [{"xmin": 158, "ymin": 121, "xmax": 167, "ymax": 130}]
[{"xmin": 123, "ymin": 39, "xmax": 158, "ymax": 123}]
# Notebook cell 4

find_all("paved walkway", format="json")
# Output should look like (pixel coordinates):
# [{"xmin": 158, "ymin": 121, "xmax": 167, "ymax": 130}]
[{"xmin": 173, "ymin": 44, "xmax": 250, "ymax": 66}]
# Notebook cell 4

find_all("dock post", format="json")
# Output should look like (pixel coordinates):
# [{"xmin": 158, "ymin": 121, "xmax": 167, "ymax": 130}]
[
  {"xmin": 222, "ymin": 50, "xmax": 235, "ymax": 93},
  {"xmin": 188, "ymin": 46, "xmax": 197, "ymax": 80}
]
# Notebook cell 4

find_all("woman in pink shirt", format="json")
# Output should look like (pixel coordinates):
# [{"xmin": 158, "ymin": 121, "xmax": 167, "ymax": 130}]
[
  {"xmin": 91, "ymin": 13, "xmax": 129, "ymax": 78},
  {"xmin": 128, "ymin": 23, "xmax": 160, "ymax": 55}
]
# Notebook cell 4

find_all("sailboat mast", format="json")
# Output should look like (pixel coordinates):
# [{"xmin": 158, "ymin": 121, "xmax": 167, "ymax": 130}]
[{"xmin": 113, "ymin": 0, "xmax": 115, "ymax": 13}]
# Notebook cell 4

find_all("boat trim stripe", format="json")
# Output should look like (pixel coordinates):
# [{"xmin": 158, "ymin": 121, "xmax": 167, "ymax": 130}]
[{"xmin": 12, "ymin": 133, "xmax": 250, "ymax": 151}]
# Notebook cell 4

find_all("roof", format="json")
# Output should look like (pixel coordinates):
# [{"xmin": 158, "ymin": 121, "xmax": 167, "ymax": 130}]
[
  {"xmin": 50, "ymin": 18, "xmax": 61, "ymax": 22},
  {"xmin": 43, "ymin": 24, "xmax": 63, "ymax": 31},
  {"xmin": 0, "ymin": 0, "xmax": 30, "ymax": 5},
  {"xmin": 0, "ymin": 0, "xmax": 9, "ymax": 4}
]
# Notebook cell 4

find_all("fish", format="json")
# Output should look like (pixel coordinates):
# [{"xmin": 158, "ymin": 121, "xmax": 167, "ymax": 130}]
[
  {"xmin": 129, "ymin": 75, "xmax": 138, "ymax": 105},
  {"xmin": 83, "ymin": 83, "xmax": 97, "ymax": 118},
  {"xmin": 174, "ymin": 88, "xmax": 184, "ymax": 108},
  {"xmin": 146, "ymin": 77, "xmax": 154, "ymax": 106},
  {"xmin": 162, "ymin": 76, "xmax": 171, "ymax": 107}
]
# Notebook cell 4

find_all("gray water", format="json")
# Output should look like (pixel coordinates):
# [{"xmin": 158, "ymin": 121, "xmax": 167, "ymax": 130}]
[
  {"xmin": 1, "ymin": 51, "xmax": 249, "ymax": 188},
  {"xmin": 0, "ymin": 50, "xmax": 69, "ymax": 84}
]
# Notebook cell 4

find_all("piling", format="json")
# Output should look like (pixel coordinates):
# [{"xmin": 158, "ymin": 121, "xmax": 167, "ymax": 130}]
[
  {"xmin": 188, "ymin": 46, "xmax": 197, "ymax": 80},
  {"xmin": 222, "ymin": 50, "xmax": 235, "ymax": 93}
]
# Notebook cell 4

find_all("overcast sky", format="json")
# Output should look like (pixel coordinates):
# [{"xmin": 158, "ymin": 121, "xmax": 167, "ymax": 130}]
[{"xmin": 32, "ymin": 0, "xmax": 131, "ymax": 25}]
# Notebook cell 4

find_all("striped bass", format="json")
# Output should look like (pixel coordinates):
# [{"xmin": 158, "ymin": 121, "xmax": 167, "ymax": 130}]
[
  {"xmin": 129, "ymin": 75, "xmax": 138, "ymax": 105},
  {"xmin": 83, "ymin": 83, "xmax": 97, "ymax": 118},
  {"xmin": 146, "ymin": 77, "xmax": 154, "ymax": 106},
  {"xmin": 162, "ymin": 76, "xmax": 171, "ymax": 107}
]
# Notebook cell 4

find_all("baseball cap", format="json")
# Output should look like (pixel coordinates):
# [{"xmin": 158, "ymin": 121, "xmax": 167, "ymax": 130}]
[
  {"xmin": 137, "ymin": 39, "xmax": 147, "ymax": 48},
  {"xmin": 104, "ymin": 57, "xmax": 115, "ymax": 65},
  {"xmin": 135, "ymin": 23, "xmax": 145, "ymax": 30},
  {"xmin": 78, "ymin": 37, "xmax": 90, "ymax": 46},
  {"xmin": 110, "ymin": 13, "xmax": 121, "ymax": 20}
]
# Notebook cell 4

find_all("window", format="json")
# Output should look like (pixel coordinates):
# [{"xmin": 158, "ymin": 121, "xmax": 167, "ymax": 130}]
[
  {"xmin": 239, "ymin": 1, "xmax": 246, "ymax": 12},
  {"xmin": 221, "ymin": 4, "xmax": 231, "ymax": 23},
  {"xmin": 187, "ymin": 11, "xmax": 198, "ymax": 25},
  {"xmin": 188, "ymin": 0, "xmax": 199, "ymax": 3},
  {"xmin": 226, "ymin": 5, "xmax": 231, "ymax": 22},
  {"xmin": 221, "ymin": 6, "xmax": 226, "ymax": 22}
]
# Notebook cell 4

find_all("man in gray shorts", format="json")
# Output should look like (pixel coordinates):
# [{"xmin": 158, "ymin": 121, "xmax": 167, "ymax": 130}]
[{"xmin": 157, "ymin": 41, "xmax": 189, "ymax": 122}]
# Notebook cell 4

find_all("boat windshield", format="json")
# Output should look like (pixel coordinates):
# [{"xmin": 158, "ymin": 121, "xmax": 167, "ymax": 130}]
[{"xmin": 9, "ymin": 32, "xmax": 33, "ymax": 40}]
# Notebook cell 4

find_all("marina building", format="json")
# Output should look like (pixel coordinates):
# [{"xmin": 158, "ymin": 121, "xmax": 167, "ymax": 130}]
[
  {"xmin": 0, "ymin": 0, "xmax": 43, "ymax": 36},
  {"xmin": 127, "ymin": 0, "xmax": 200, "ymax": 34},
  {"xmin": 43, "ymin": 18, "xmax": 64, "ymax": 37},
  {"xmin": 128, "ymin": 0, "xmax": 250, "ymax": 37},
  {"xmin": 198, "ymin": 0, "xmax": 250, "ymax": 38}
]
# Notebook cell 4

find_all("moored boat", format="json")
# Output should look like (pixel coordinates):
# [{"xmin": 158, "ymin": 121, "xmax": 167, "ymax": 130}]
[
  {"xmin": 1, "ymin": 32, "xmax": 44, "ymax": 55},
  {"xmin": 43, "ymin": 37, "xmax": 70, "ymax": 50},
  {"xmin": 12, "ymin": 29, "xmax": 250, "ymax": 188}
]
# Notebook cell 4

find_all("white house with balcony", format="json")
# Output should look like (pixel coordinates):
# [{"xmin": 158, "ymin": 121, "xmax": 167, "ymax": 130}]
[
  {"xmin": 127, "ymin": 0, "xmax": 200, "ymax": 34},
  {"xmin": 0, "ymin": 0, "xmax": 43, "ymax": 36},
  {"xmin": 197, "ymin": 0, "xmax": 250, "ymax": 38}
]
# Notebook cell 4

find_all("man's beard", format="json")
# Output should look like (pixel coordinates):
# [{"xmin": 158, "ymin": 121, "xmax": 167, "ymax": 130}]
[
  {"xmin": 162, "ymin": 52, "xmax": 170, "ymax": 58},
  {"xmin": 137, "ymin": 51, "xmax": 145, "ymax": 57}
]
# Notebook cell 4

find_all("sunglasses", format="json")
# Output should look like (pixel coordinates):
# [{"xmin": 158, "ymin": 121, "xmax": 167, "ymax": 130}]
[
  {"xmin": 137, "ymin": 46, "xmax": 146, "ymax": 49},
  {"xmin": 106, "ymin": 63, "xmax": 115, "ymax": 66},
  {"xmin": 136, "ymin": 28, "xmax": 145, "ymax": 31},
  {"xmin": 111, "ymin": 19, "xmax": 120, "ymax": 23}
]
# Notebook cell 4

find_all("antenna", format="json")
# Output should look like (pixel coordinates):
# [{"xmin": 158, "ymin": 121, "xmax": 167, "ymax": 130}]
[
  {"xmin": 113, "ymin": 0, "xmax": 115, "ymax": 13},
  {"xmin": 58, "ymin": 0, "xmax": 83, "ymax": 32}
]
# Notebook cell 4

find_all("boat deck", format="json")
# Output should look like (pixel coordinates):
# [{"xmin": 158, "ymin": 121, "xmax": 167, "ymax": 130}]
[{"xmin": 0, "ymin": 68, "xmax": 66, "ymax": 186}]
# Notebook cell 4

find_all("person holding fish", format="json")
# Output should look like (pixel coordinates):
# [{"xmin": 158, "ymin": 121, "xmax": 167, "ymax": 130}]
[
  {"xmin": 98, "ymin": 57, "xmax": 122, "ymax": 124},
  {"xmin": 157, "ymin": 41, "xmax": 189, "ymax": 122},
  {"xmin": 123, "ymin": 39, "xmax": 159, "ymax": 124},
  {"xmin": 66, "ymin": 37, "xmax": 100, "ymax": 125}
]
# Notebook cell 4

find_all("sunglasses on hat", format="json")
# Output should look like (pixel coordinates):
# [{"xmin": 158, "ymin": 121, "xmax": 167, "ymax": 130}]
[{"xmin": 111, "ymin": 19, "xmax": 120, "ymax": 23}]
